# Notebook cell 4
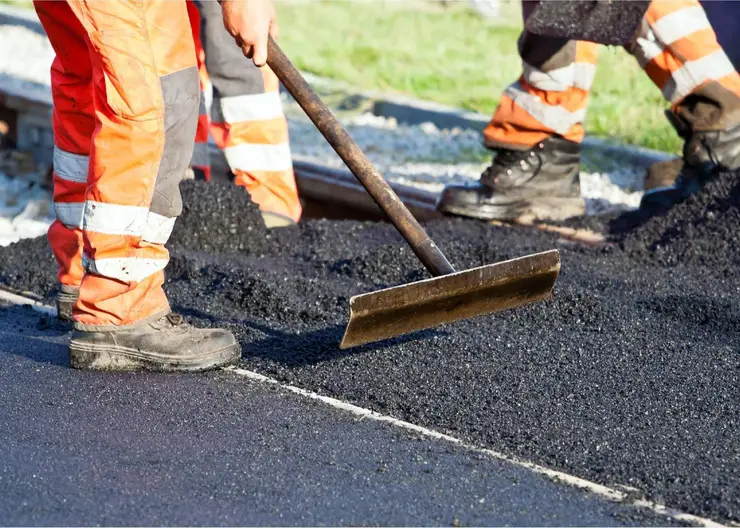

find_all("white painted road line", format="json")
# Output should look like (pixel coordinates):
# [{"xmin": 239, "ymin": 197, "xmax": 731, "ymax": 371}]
[
  {"xmin": 0, "ymin": 288, "xmax": 56, "ymax": 315},
  {"xmin": 0, "ymin": 290, "xmax": 730, "ymax": 528}
]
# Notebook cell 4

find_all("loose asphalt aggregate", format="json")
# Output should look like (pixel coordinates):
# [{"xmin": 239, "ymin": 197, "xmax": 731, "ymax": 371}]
[{"xmin": 1, "ymin": 174, "xmax": 739, "ymax": 524}]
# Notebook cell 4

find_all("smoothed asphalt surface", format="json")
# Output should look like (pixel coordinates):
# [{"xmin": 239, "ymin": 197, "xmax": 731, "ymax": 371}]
[{"xmin": 0, "ymin": 303, "xmax": 684, "ymax": 527}]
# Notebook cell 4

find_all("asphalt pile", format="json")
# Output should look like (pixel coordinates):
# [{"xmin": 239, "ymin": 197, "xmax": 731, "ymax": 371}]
[
  {"xmin": 619, "ymin": 169, "xmax": 740, "ymax": 269},
  {"xmin": 564, "ymin": 168, "xmax": 740, "ymax": 266},
  {"xmin": 1, "ymin": 179, "xmax": 739, "ymax": 524}
]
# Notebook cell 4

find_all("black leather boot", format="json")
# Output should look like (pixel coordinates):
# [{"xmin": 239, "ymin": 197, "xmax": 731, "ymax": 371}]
[{"xmin": 436, "ymin": 136, "xmax": 584, "ymax": 221}]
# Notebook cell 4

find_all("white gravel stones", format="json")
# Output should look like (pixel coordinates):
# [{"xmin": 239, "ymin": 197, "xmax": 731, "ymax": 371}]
[
  {"xmin": 580, "ymin": 171, "xmax": 643, "ymax": 215},
  {"xmin": 0, "ymin": 21, "xmax": 53, "ymax": 104},
  {"xmin": 283, "ymin": 96, "xmax": 647, "ymax": 215}
]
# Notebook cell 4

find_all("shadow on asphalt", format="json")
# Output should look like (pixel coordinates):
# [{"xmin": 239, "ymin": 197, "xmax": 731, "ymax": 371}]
[
  {"xmin": 3, "ymin": 301, "xmax": 448, "ymax": 369},
  {"xmin": 173, "ymin": 304, "xmax": 448, "ymax": 367}
]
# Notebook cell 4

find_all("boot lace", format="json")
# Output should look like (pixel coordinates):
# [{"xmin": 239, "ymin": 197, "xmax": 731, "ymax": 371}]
[
  {"xmin": 493, "ymin": 148, "xmax": 532, "ymax": 167},
  {"xmin": 165, "ymin": 313, "xmax": 186, "ymax": 326},
  {"xmin": 481, "ymin": 148, "xmax": 538, "ymax": 186}
]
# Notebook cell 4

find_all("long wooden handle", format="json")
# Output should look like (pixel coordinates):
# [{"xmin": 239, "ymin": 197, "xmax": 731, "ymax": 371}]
[{"xmin": 265, "ymin": 37, "xmax": 455, "ymax": 277}]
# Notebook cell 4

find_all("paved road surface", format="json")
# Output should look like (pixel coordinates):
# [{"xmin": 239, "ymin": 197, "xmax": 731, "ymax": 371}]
[{"xmin": 0, "ymin": 302, "xmax": 680, "ymax": 526}]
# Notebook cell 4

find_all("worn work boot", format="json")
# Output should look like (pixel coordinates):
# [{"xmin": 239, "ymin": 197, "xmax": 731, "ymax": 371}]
[
  {"xmin": 56, "ymin": 284, "xmax": 79, "ymax": 323},
  {"xmin": 436, "ymin": 136, "xmax": 584, "ymax": 221},
  {"xmin": 69, "ymin": 312, "xmax": 241, "ymax": 372},
  {"xmin": 641, "ymin": 114, "xmax": 740, "ymax": 209},
  {"xmin": 643, "ymin": 158, "xmax": 684, "ymax": 193}
]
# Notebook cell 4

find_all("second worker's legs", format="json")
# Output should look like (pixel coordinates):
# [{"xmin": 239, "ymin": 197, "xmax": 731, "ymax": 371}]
[
  {"xmin": 197, "ymin": 0, "xmax": 302, "ymax": 227},
  {"xmin": 629, "ymin": 0, "xmax": 740, "ymax": 207},
  {"xmin": 437, "ymin": 1, "xmax": 597, "ymax": 221}
]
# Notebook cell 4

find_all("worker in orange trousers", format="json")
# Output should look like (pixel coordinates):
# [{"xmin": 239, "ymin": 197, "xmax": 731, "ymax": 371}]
[{"xmin": 36, "ymin": 0, "xmax": 278, "ymax": 372}]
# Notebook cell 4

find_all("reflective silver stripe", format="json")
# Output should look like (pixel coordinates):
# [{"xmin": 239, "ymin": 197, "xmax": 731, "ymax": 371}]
[
  {"xmin": 83, "ymin": 254, "xmax": 169, "ymax": 283},
  {"xmin": 190, "ymin": 141, "xmax": 210, "ymax": 169},
  {"xmin": 663, "ymin": 49, "xmax": 737, "ymax": 103},
  {"xmin": 650, "ymin": 5, "xmax": 711, "ymax": 46},
  {"xmin": 522, "ymin": 61, "xmax": 597, "ymax": 92},
  {"xmin": 142, "ymin": 212, "xmax": 176, "ymax": 245},
  {"xmin": 223, "ymin": 142, "xmax": 293, "ymax": 172},
  {"xmin": 216, "ymin": 92, "xmax": 285, "ymax": 124},
  {"xmin": 53, "ymin": 202, "xmax": 84, "ymax": 229},
  {"xmin": 633, "ymin": 30, "xmax": 665, "ymax": 69},
  {"xmin": 81, "ymin": 201, "xmax": 176, "ymax": 243},
  {"xmin": 635, "ymin": 7, "xmax": 713, "ymax": 69},
  {"xmin": 83, "ymin": 201, "xmax": 149, "ymax": 236},
  {"xmin": 53, "ymin": 147, "xmax": 88, "ymax": 183},
  {"xmin": 504, "ymin": 82, "xmax": 586, "ymax": 136}
]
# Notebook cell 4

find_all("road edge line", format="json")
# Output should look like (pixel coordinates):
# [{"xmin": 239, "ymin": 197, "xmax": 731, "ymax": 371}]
[{"xmin": 0, "ymin": 287, "xmax": 56, "ymax": 315}]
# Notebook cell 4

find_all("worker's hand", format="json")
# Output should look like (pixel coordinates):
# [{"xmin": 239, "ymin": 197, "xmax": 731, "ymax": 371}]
[{"xmin": 220, "ymin": 0, "xmax": 278, "ymax": 67}]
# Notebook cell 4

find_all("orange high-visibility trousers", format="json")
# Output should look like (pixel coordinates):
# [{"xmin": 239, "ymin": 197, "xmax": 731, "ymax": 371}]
[
  {"xmin": 485, "ymin": 0, "xmax": 740, "ymax": 150},
  {"xmin": 186, "ymin": 0, "xmax": 302, "ymax": 224},
  {"xmin": 35, "ymin": 0, "xmax": 199, "ymax": 327}
]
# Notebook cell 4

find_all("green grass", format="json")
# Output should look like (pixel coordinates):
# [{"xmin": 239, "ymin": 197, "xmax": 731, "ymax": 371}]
[
  {"xmin": 0, "ymin": 0, "xmax": 32, "ymax": 7},
  {"xmin": 276, "ymin": 0, "xmax": 681, "ymax": 153}
]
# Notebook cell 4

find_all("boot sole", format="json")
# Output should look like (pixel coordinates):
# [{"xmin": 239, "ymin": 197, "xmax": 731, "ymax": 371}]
[
  {"xmin": 439, "ymin": 196, "xmax": 585, "ymax": 222},
  {"xmin": 68, "ymin": 341, "xmax": 241, "ymax": 373}
]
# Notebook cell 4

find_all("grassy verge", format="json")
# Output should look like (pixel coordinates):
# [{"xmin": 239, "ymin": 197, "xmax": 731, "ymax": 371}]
[{"xmin": 276, "ymin": 0, "xmax": 680, "ymax": 153}]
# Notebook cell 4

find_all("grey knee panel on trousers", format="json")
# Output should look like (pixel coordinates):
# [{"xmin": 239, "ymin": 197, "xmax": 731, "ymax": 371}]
[
  {"xmin": 150, "ymin": 66, "xmax": 200, "ymax": 219},
  {"xmin": 196, "ymin": 0, "xmax": 266, "ymax": 99}
]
